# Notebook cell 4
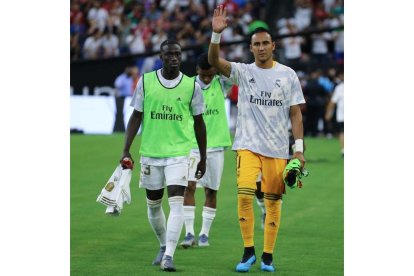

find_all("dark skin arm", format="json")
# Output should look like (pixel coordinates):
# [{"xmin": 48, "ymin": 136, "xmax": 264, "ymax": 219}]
[
  {"xmin": 290, "ymin": 104, "xmax": 306, "ymax": 167},
  {"xmin": 193, "ymin": 114, "xmax": 207, "ymax": 179},
  {"xmin": 120, "ymin": 110, "xmax": 143, "ymax": 163}
]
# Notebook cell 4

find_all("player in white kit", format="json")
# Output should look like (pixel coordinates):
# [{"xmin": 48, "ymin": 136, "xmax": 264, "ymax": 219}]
[{"xmin": 208, "ymin": 5, "xmax": 306, "ymax": 272}]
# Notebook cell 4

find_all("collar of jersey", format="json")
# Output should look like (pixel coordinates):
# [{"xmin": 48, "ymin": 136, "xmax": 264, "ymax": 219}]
[{"xmin": 155, "ymin": 70, "xmax": 184, "ymax": 89}]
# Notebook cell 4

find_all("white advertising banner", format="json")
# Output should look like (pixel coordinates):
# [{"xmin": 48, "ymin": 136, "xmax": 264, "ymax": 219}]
[{"xmin": 70, "ymin": 96, "xmax": 116, "ymax": 134}]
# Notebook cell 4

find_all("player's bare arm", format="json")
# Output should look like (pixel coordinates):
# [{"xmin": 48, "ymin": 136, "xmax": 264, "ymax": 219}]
[
  {"xmin": 208, "ymin": 5, "xmax": 231, "ymax": 78},
  {"xmin": 193, "ymin": 114, "xmax": 207, "ymax": 179},
  {"xmin": 121, "ymin": 110, "xmax": 142, "ymax": 163},
  {"xmin": 290, "ymin": 105, "xmax": 306, "ymax": 167}
]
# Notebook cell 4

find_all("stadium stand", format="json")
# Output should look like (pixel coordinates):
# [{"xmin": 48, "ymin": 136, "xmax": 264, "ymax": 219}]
[{"xmin": 71, "ymin": 0, "xmax": 344, "ymax": 137}]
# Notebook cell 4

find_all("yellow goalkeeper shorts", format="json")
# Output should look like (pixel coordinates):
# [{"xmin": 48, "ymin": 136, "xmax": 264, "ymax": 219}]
[{"xmin": 236, "ymin": 150, "xmax": 287, "ymax": 194}]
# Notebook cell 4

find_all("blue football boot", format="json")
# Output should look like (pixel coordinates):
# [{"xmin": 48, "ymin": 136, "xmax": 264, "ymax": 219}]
[
  {"xmin": 236, "ymin": 255, "xmax": 256, "ymax": 272},
  {"xmin": 260, "ymin": 261, "xmax": 275, "ymax": 272}
]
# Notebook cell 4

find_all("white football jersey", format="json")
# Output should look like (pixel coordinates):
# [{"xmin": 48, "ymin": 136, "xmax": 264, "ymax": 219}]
[{"xmin": 229, "ymin": 61, "xmax": 305, "ymax": 159}]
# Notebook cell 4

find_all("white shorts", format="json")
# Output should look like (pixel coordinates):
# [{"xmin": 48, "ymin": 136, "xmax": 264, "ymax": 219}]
[
  {"xmin": 139, "ymin": 162, "xmax": 189, "ymax": 190},
  {"xmin": 188, "ymin": 149, "xmax": 224, "ymax": 191}
]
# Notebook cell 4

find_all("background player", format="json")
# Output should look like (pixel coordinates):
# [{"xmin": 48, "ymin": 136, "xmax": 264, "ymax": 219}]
[
  {"xmin": 325, "ymin": 70, "xmax": 344, "ymax": 157},
  {"xmin": 180, "ymin": 53, "xmax": 232, "ymax": 248}
]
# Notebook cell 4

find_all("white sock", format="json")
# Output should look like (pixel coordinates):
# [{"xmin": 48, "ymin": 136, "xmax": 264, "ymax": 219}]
[
  {"xmin": 183, "ymin": 205, "xmax": 195, "ymax": 236},
  {"xmin": 256, "ymin": 197, "xmax": 266, "ymax": 215},
  {"xmin": 147, "ymin": 198, "xmax": 166, "ymax": 247},
  {"xmin": 165, "ymin": 196, "xmax": 184, "ymax": 257},
  {"xmin": 199, "ymin": 206, "xmax": 216, "ymax": 237}
]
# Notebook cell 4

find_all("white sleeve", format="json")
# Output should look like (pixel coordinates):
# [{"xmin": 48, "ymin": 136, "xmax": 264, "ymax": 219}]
[
  {"xmin": 114, "ymin": 75, "xmax": 122, "ymax": 88},
  {"xmin": 290, "ymin": 69, "xmax": 306, "ymax": 106},
  {"xmin": 229, "ymin": 62, "xmax": 243, "ymax": 85},
  {"xmin": 130, "ymin": 77, "xmax": 144, "ymax": 112},
  {"xmin": 190, "ymin": 82, "xmax": 205, "ymax": 116},
  {"xmin": 219, "ymin": 75, "xmax": 234, "ymax": 96},
  {"xmin": 331, "ymin": 86, "xmax": 340, "ymax": 104}
]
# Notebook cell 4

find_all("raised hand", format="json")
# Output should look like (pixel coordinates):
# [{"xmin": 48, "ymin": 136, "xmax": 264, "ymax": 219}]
[{"xmin": 212, "ymin": 5, "xmax": 228, "ymax": 33}]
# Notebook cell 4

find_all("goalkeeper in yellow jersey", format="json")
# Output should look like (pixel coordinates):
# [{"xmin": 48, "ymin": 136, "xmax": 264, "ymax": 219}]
[{"xmin": 208, "ymin": 5, "xmax": 306, "ymax": 273}]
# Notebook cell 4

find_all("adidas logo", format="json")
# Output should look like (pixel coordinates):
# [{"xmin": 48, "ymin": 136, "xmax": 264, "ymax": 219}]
[
  {"xmin": 176, "ymin": 97, "xmax": 182, "ymax": 101},
  {"xmin": 268, "ymin": 222, "xmax": 277, "ymax": 227},
  {"xmin": 239, "ymin": 217, "xmax": 247, "ymax": 222},
  {"xmin": 249, "ymin": 78, "xmax": 255, "ymax": 83},
  {"xmin": 181, "ymin": 176, "xmax": 187, "ymax": 181}
]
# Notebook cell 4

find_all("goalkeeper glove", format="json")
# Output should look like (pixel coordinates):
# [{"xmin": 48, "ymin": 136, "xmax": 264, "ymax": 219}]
[{"xmin": 283, "ymin": 158, "xmax": 309, "ymax": 189}]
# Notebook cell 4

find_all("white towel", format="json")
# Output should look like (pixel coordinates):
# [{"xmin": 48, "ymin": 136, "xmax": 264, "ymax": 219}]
[{"xmin": 96, "ymin": 164, "xmax": 132, "ymax": 214}]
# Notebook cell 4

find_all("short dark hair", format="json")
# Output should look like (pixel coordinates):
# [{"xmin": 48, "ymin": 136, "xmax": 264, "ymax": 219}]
[
  {"xmin": 197, "ymin": 53, "xmax": 211, "ymax": 70},
  {"xmin": 250, "ymin": 27, "xmax": 274, "ymax": 43},
  {"xmin": 160, "ymin": 39, "xmax": 181, "ymax": 51}
]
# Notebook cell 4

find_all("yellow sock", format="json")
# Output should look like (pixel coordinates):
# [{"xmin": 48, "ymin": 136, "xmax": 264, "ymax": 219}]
[
  {"xmin": 237, "ymin": 189, "xmax": 255, "ymax": 247},
  {"xmin": 263, "ymin": 196, "xmax": 282, "ymax": 253}
]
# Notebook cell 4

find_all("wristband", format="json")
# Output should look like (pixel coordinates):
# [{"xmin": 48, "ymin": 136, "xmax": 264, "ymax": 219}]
[
  {"xmin": 211, "ymin": 32, "xmax": 222, "ymax": 44},
  {"xmin": 294, "ymin": 139, "xmax": 304, "ymax": 153}
]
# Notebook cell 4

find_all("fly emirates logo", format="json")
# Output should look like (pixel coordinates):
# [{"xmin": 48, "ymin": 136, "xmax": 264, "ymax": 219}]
[
  {"xmin": 151, "ymin": 105, "xmax": 183, "ymax": 121},
  {"xmin": 203, "ymin": 104, "xmax": 219, "ymax": 116},
  {"xmin": 249, "ymin": 91, "xmax": 282, "ymax": 107}
]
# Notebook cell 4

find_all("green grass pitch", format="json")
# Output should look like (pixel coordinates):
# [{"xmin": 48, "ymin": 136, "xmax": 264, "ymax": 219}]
[{"xmin": 71, "ymin": 134, "xmax": 343, "ymax": 275}]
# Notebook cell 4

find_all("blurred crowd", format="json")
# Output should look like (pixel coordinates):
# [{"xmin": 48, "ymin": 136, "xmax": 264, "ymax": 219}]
[
  {"xmin": 71, "ymin": 0, "xmax": 265, "ymax": 60},
  {"xmin": 275, "ymin": 0, "xmax": 343, "ymax": 72},
  {"xmin": 71, "ymin": 0, "xmax": 344, "ymax": 138},
  {"xmin": 70, "ymin": 0, "xmax": 343, "ymax": 66}
]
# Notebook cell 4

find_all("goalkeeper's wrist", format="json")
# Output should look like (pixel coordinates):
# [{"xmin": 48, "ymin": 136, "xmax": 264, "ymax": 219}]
[
  {"xmin": 211, "ymin": 32, "xmax": 222, "ymax": 44},
  {"xmin": 294, "ymin": 139, "xmax": 304, "ymax": 153}
]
